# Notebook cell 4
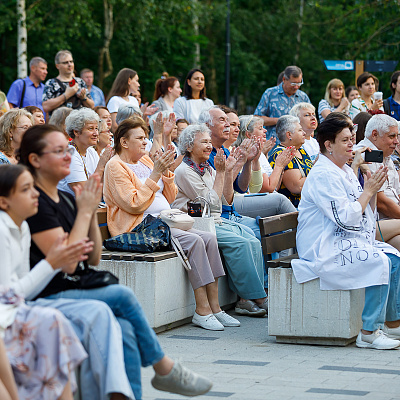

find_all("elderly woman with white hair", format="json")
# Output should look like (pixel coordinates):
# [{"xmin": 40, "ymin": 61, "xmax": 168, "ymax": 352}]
[
  {"xmin": 58, "ymin": 108, "xmax": 113, "ymax": 196},
  {"xmin": 290, "ymin": 102, "xmax": 319, "ymax": 162},
  {"xmin": 172, "ymin": 123, "xmax": 269, "ymax": 318},
  {"xmin": 268, "ymin": 115, "xmax": 312, "ymax": 207}
]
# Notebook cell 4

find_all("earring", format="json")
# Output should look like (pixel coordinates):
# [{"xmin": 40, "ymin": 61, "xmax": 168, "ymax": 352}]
[
  {"xmin": 289, "ymin": 138, "xmax": 292, "ymax": 141},
  {"xmin": 329, "ymin": 151, "xmax": 332, "ymax": 155}
]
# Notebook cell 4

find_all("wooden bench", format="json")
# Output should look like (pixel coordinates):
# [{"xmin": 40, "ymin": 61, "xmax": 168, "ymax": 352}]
[
  {"xmin": 95, "ymin": 209, "xmax": 237, "ymax": 332},
  {"xmin": 259, "ymin": 212, "xmax": 365, "ymax": 346}
]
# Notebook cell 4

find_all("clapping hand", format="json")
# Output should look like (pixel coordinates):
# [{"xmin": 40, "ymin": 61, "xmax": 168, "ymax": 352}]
[
  {"xmin": 153, "ymin": 145, "xmax": 175, "ymax": 175},
  {"xmin": 45, "ymin": 233, "xmax": 94, "ymax": 272},
  {"xmin": 214, "ymin": 148, "xmax": 226, "ymax": 173},
  {"xmin": 262, "ymin": 137, "xmax": 276, "ymax": 157},
  {"xmin": 74, "ymin": 173, "xmax": 103, "ymax": 214},
  {"xmin": 275, "ymin": 146, "xmax": 296, "ymax": 168},
  {"xmin": 364, "ymin": 165, "xmax": 388, "ymax": 195}
]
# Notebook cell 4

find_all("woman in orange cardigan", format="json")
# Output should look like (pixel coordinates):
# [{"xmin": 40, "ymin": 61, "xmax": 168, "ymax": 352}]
[{"xmin": 104, "ymin": 118, "xmax": 240, "ymax": 331}]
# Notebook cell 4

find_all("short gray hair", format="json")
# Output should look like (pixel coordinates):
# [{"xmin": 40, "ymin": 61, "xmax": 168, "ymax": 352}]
[
  {"xmin": 65, "ymin": 108, "xmax": 100, "ymax": 138},
  {"xmin": 284, "ymin": 65, "xmax": 302, "ymax": 80},
  {"xmin": 49, "ymin": 107, "xmax": 72, "ymax": 132},
  {"xmin": 276, "ymin": 115, "xmax": 300, "ymax": 143},
  {"xmin": 198, "ymin": 105, "xmax": 220, "ymax": 126},
  {"xmin": 289, "ymin": 102, "xmax": 315, "ymax": 119},
  {"xmin": 365, "ymin": 114, "xmax": 398, "ymax": 138},
  {"xmin": 178, "ymin": 124, "xmax": 211, "ymax": 155},
  {"xmin": 235, "ymin": 115, "xmax": 263, "ymax": 147},
  {"xmin": 55, "ymin": 50, "xmax": 72, "ymax": 65},
  {"xmin": 29, "ymin": 56, "xmax": 47, "ymax": 69},
  {"xmin": 116, "ymin": 104, "xmax": 143, "ymax": 126}
]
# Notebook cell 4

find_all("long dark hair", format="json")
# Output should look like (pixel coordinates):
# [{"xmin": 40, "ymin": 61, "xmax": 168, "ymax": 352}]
[
  {"xmin": 19, "ymin": 125, "xmax": 62, "ymax": 176},
  {"xmin": 153, "ymin": 77, "xmax": 178, "ymax": 100},
  {"xmin": 0, "ymin": 164, "xmax": 28, "ymax": 205},
  {"xmin": 183, "ymin": 68, "xmax": 207, "ymax": 100},
  {"xmin": 106, "ymin": 68, "xmax": 137, "ymax": 103}
]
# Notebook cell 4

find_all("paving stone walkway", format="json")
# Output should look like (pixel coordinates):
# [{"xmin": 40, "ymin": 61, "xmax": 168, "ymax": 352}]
[{"xmin": 141, "ymin": 311, "xmax": 400, "ymax": 400}]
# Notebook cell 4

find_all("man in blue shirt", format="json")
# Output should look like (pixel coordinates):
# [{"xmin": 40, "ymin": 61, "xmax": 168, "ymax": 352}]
[
  {"xmin": 254, "ymin": 65, "xmax": 311, "ymax": 142},
  {"xmin": 7, "ymin": 57, "xmax": 48, "ymax": 112},
  {"xmin": 80, "ymin": 68, "xmax": 106, "ymax": 107}
]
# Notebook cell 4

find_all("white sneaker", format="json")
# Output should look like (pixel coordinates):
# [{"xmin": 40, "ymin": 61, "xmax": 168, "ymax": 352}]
[
  {"xmin": 152, "ymin": 361, "xmax": 212, "ymax": 396},
  {"xmin": 214, "ymin": 311, "xmax": 241, "ymax": 327},
  {"xmin": 192, "ymin": 312, "xmax": 224, "ymax": 331},
  {"xmin": 356, "ymin": 329, "xmax": 400, "ymax": 350},
  {"xmin": 382, "ymin": 324, "xmax": 400, "ymax": 339}
]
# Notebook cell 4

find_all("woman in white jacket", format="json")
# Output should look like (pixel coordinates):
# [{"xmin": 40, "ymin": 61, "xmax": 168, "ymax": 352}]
[{"xmin": 292, "ymin": 114, "xmax": 400, "ymax": 350}]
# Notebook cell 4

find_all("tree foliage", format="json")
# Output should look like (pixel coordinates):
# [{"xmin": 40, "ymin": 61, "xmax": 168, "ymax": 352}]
[{"xmin": 1, "ymin": 0, "xmax": 400, "ymax": 111}]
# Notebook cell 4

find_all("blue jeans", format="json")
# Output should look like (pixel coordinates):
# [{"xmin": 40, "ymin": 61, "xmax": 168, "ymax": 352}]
[
  {"xmin": 362, "ymin": 253, "xmax": 400, "ymax": 331},
  {"xmin": 32, "ymin": 297, "xmax": 134, "ymax": 400},
  {"xmin": 46, "ymin": 285, "xmax": 165, "ymax": 400}
]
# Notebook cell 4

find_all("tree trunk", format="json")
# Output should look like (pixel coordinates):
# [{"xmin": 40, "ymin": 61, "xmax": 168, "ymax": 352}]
[
  {"xmin": 17, "ymin": 0, "xmax": 27, "ymax": 78},
  {"xmin": 192, "ymin": 0, "xmax": 201, "ymax": 68},
  {"xmin": 98, "ymin": 0, "xmax": 114, "ymax": 90},
  {"xmin": 294, "ymin": 0, "xmax": 304, "ymax": 64}
]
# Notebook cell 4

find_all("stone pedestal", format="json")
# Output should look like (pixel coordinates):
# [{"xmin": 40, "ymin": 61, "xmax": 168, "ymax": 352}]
[
  {"xmin": 97, "ymin": 257, "xmax": 237, "ymax": 331},
  {"xmin": 268, "ymin": 267, "xmax": 365, "ymax": 346}
]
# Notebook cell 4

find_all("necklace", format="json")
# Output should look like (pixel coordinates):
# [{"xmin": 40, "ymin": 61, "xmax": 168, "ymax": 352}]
[{"xmin": 70, "ymin": 142, "xmax": 89, "ymax": 179}]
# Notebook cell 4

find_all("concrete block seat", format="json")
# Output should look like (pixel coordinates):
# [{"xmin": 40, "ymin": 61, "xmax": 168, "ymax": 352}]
[
  {"xmin": 96, "ymin": 209, "xmax": 237, "ymax": 331},
  {"xmin": 259, "ymin": 212, "xmax": 364, "ymax": 346}
]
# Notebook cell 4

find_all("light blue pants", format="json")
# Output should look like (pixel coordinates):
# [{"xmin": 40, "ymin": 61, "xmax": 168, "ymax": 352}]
[
  {"xmin": 46, "ymin": 285, "xmax": 165, "ymax": 400},
  {"xmin": 32, "ymin": 297, "xmax": 134, "ymax": 400},
  {"xmin": 216, "ymin": 219, "xmax": 266, "ymax": 300},
  {"xmin": 233, "ymin": 193, "xmax": 296, "ymax": 289},
  {"xmin": 234, "ymin": 193, "xmax": 296, "ymax": 223},
  {"xmin": 362, "ymin": 253, "xmax": 400, "ymax": 331}
]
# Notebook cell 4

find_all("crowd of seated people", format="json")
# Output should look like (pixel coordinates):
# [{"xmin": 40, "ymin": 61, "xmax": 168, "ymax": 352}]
[{"xmin": 3, "ymin": 55, "xmax": 400, "ymax": 400}]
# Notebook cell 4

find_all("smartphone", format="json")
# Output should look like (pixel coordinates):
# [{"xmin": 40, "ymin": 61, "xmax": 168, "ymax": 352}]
[
  {"xmin": 365, "ymin": 150, "xmax": 383, "ymax": 163},
  {"xmin": 69, "ymin": 78, "xmax": 76, "ymax": 87}
]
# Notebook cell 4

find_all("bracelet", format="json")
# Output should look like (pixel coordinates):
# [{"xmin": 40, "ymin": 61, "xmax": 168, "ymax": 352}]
[
  {"xmin": 82, "ymin": 97, "xmax": 87, "ymax": 101},
  {"xmin": 63, "ymin": 93, "xmax": 67, "ymax": 102}
]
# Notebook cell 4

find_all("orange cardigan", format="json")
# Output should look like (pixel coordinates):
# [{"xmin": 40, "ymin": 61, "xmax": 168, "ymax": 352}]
[{"xmin": 103, "ymin": 154, "xmax": 178, "ymax": 236}]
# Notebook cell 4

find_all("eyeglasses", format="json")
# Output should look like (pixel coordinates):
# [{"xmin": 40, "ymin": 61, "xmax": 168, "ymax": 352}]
[
  {"xmin": 41, "ymin": 148, "xmax": 74, "ymax": 158},
  {"xmin": 289, "ymin": 80, "xmax": 304, "ymax": 87},
  {"xmin": 351, "ymin": 124, "xmax": 358, "ymax": 134},
  {"xmin": 15, "ymin": 125, "xmax": 31, "ymax": 131},
  {"xmin": 60, "ymin": 60, "xmax": 74, "ymax": 65}
]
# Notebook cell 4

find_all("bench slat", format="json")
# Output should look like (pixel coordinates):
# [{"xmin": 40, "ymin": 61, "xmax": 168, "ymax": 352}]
[
  {"xmin": 261, "ymin": 230, "xmax": 297, "ymax": 254},
  {"xmin": 259, "ymin": 212, "xmax": 298, "ymax": 236},
  {"xmin": 266, "ymin": 253, "xmax": 298, "ymax": 268}
]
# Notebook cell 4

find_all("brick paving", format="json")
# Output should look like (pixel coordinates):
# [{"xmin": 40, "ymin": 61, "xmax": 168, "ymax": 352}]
[{"xmin": 141, "ymin": 311, "xmax": 400, "ymax": 400}]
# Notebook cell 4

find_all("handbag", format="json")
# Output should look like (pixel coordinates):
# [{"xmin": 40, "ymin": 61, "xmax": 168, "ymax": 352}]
[
  {"xmin": 159, "ymin": 209, "xmax": 194, "ymax": 231},
  {"xmin": 191, "ymin": 196, "xmax": 216, "ymax": 235},
  {"xmin": 103, "ymin": 214, "xmax": 172, "ymax": 253},
  {"xmin": 64, "ymin": 264, "xmax": 119, "ymax": 289}
]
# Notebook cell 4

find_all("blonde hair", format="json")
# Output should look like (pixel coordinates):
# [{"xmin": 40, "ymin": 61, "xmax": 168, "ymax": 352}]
[
  {"xmin": 324, "ymin": 78, "xmax": 345, "ymax": 107},
  {"xmin": 0, "ymin": 109, "xmax": 34, "ymax": 156}
]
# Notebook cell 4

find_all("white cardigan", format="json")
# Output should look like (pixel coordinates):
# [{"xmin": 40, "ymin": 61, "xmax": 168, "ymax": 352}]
[{"xmin": 0, "ymin": 211, "xmax": 57, "ymax": 300}]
